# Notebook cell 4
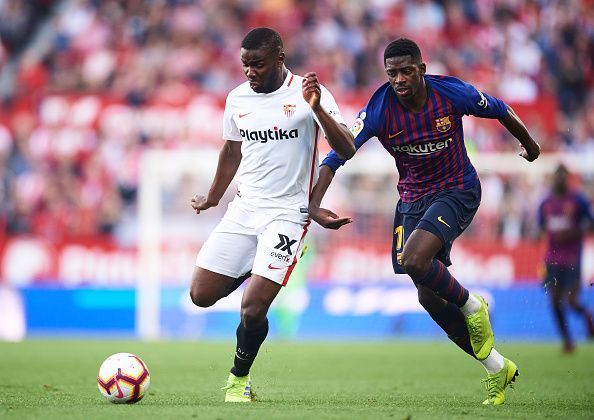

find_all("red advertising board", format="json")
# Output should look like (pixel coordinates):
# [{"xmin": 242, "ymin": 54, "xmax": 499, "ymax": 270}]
[{"xmin": 2, "ymin": 236, "xmax": 592, "ymax": 287}]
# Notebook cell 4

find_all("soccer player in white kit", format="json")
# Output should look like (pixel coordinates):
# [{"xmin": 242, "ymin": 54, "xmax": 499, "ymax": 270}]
[{"xmin": 189, "ymin": 28, "xmax": 355, "ymax": 402}]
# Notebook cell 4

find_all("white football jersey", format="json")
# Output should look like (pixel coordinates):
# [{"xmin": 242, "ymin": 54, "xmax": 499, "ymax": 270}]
[{"xmin": 222, "ymin": 69, "xmax": 345, "ymax": 217}]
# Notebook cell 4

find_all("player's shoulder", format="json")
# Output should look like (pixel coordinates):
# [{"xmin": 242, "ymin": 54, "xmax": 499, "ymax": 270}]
[
  {"xmin": 227, "ymin": 81, "xmax": 253, "ymax": 100},
  {"xmin": 364, "ymin": 82, "xmax": 392, "ymax": 115},
  {"xmin": 571, "ymin": 191, "xmax": 591, "ymax": 205},
  {"xmin": 278, "ymin": 72, "xmax": 311, "ymax": 104},
  {"xmin": 289, "ymin": 72, "xmax": 304, "ymax": 85},
  {"xmin": 539, "ymin": 193, "xmax": 554, "ymax": 206},
  {"xmin": 287, "ymin": 72, "xmax": 332, "ymax": 96},
  {"xmin": 425, "ymin": 74, "xmax": 468, "ymax": 87},
  {"xmin": 369, "ymin": 81, "xmax": 392, "ymax": 100},
  {"xmin": 426, "ymin": 74, "xmax": 473, "ymax": 95}
]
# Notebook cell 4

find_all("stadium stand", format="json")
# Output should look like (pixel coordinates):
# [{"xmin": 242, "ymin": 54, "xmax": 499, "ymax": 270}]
[{"xmin": 0, "ymin": 0, "xmax": 592, "ymax": 247}]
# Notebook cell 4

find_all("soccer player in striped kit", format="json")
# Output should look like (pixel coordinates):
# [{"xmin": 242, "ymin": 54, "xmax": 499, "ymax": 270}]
[
  {"xmin": 189, "ymin": 28, "xmax": 355, "ymax": 402},
  {"xmin": 310, "ymin": 38, "xmax": 541, "ymax": 405},
  {"xmin": 538, "ymin": 164, "xmax": 594, "ymax": 353}
]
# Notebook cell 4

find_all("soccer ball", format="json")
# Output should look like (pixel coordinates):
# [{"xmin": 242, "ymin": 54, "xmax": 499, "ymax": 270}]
[{"xmin": 97, "ymin": 353, "xmax": 150, "ymax": 403}]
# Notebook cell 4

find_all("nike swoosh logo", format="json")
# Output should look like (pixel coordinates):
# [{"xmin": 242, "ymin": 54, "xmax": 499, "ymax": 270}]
[
  {"xmin": 437, "ymin": 216, "xmax": 451, "ymax": 228},
  {"xmin": 268, "ymin": 264, "xmax": 283, "ymax": 270},
  {"xmin": 239, "ymin": 112, "xmax": 252, "ymax": 118},
  {"xmin": 388, "ymin": 129, "xmax": 404, "ymax": 139}
]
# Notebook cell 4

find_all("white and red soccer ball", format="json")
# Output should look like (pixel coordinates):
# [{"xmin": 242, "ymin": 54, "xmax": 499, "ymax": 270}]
[{"xmin": 97, "ymin": 353, "xmax": 150, "ymax": 403}]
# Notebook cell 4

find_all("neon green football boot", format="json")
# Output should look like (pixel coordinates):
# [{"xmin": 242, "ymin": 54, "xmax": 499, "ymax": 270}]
[
  {"xmin": 221, "ymin": 372, "xmax": 255, "ymax": 402},
  {"xmin": 464, "ymin": 295, "xmax": 494, "ymax": 360},
  {"xmin": 482, "ymin": 358, "xmax": 519, "ymax": 405}
]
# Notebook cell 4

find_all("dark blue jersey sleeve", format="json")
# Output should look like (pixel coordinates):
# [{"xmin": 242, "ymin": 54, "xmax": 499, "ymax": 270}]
[
  {"xmin": 438, "ymin": 76, "xmax": 508, "ymax": 119},
  {"xmin": 322, "ymin": 106, "xmax": 377, "ymax": 172}
]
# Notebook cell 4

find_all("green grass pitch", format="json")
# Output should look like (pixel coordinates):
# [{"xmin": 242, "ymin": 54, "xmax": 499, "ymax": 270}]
[{"xmin": 1, "ymin": 340, "xmax": 593, "ymax": 419}]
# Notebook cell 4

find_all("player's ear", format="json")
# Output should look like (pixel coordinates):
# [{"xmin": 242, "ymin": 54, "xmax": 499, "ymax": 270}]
[
  {"xmin": 419, "ymin": 62, "xmax": 427, "ymax": 75},
  {"xmin": 277, "ymin": 50, "xmax": 285, "ymax": 68}
]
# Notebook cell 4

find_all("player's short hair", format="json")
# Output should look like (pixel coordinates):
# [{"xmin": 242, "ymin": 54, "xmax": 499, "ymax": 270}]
[
  {"xmin": 241, "ymin": 28, "xmax": 283, "ymax": 54},
  {"xmin": 384, "ymin": 38, "xmax": 422, "ymax": 63},
  {"xmin": 555, "ymin": 163, "xmax": 569, "ymax": 175}
]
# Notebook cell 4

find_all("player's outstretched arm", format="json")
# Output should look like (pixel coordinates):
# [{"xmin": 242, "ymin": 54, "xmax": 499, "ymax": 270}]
[
  {"xmin": 190, "ymin": 140, "xmax": 242, "ymax": 215},
  {"xmin": 499, "ymin": 105, "xmax": 541, "ymax": 162},
  {"xmin": 309, "ymin": 165, "xmax": 352, "ymax": 230},
  {"xmin": 302, "ymin": 72, "xmax": 355, "ymax": 160}
]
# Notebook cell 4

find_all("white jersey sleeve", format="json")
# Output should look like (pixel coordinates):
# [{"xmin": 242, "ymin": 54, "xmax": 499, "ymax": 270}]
[
  {"xmin": 222, "ymin": 95, "xmax": 242, "ymax": 141},
  {"xmin": 313, "ymin": 84, "xmax": 346, "ymax": 129}
]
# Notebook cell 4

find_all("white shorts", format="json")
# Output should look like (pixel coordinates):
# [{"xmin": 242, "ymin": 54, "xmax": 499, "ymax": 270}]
[{"xmin": 196, "ymin": 203, "xmax": 310, "ymax": 286}]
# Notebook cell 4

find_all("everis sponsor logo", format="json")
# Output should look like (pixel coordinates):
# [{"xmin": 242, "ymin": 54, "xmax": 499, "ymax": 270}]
[
  {"xmin": 240, "ymin": 127, "xmax": 299, "ymax": 143},
  {"xmin": 392, "ymin": 138, "xmax": 452, "ymax": 155},
  {"xmin": 270, "ymin": 251, "xmax": 290, "ymax": 262}
]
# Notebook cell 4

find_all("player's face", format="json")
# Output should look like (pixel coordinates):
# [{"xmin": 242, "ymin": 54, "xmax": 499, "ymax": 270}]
[
  {"xmin": 385, "ymin": 56, "xmax": 426, "ymax": 100},
  {"xmin": 241, "ymin": 47, "xmax": 285, "ymax": 93}
]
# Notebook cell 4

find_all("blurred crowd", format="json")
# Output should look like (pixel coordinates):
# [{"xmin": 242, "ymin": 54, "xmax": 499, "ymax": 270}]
[{"xmin": 0, "ymin": 0, "xmax": 593, "ymax": 244}]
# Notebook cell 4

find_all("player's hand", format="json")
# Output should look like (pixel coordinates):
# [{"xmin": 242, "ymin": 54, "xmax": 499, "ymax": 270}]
[
  {"xmin": 190, "ymin": 194, "xmax": 216, "ymax": 215},
  {"xmin": 519, "ymin": 142, "xmax": 540, "ymax": 162},
  {"xmin": 309, "ymin": 206, "xmax": 352, "ymax": 230},
  {"xmin": 302, "ymin": 72, "xmax": 321, "ymax": 110}
]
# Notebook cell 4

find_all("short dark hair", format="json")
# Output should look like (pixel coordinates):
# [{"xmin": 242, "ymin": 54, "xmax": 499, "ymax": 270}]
[
  {"xmin": 554, "ymin": 163, "xmax": 569, "ymax": 175},
  {"xmin": 241, "ymin": 28, "xmax": 283, "ymax": 54},
  {"xmin": 384, "ymin": 38, "xmax": 422, "ymax": 63}
]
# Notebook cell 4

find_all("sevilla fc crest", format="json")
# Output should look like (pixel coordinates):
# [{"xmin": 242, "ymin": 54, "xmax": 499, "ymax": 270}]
[
  {"xmin": 283, "ymin": 104, "xmax": 296, "ymax": 118},
  {"xmin": 435, "ymin": 116, "xmax": 452, "ymax": 133}
]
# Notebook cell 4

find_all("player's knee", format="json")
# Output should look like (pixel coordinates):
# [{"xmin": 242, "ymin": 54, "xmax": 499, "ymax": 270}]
[
  {"xmin": 240, "ymin": 303, "xmax": 267, "ymax": 329},
  {"xmin": 189, "ymin": 287, "xmax": 217, "ymax": 308},
  {"xmin": 401, "ymin": 252, "xmax": 430, "ymax": 279}
]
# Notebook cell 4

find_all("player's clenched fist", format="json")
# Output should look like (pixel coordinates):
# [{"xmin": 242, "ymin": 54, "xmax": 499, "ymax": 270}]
[
  {"xmin": 190, "ymin": 194, "xmax": 215, "ymax": 214},
  {"xmin": 302, "ymin": 72, "xmax": 321, "ymax": 109},
  {"xmin": 519, "ymin": 141, "xmax": 540, "ymax": 162}
]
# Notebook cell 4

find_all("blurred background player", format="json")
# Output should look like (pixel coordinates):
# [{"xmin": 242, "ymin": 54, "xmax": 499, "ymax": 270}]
[
  {"xmin": 188, "ymin": 28, "xmax": 354, "ymax": 402},
  {"xmin": 538, "ymin": 164, "xmax": 594, "ymax": 353},
  {"xmin": 310, "ymin": 38, "xmax": 540, "ymax": 405}
]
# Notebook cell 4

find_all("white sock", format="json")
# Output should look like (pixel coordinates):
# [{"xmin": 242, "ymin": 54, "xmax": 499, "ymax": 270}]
[
  {"xmin": 480, "ymin": 348, "xmax": 505, "ymax": 374},
  {"xmin": 460, "ymin": 293, "xmax": 481, "ymax": 316}
]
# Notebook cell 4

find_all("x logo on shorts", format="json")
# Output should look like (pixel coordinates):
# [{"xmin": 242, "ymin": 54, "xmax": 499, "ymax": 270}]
[{"xmin": 274, "ymin": 234, "xmax": 296, "ymax": 255}]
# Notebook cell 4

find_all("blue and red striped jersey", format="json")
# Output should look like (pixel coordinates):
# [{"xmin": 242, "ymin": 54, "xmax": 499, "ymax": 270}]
[
  {"xmin": 322, "ymin": 75, "xmax": 508, "ymax": 202},
  {"xmin": 538, "ymin": 192, "xmax": 593, "ymax": 267}
]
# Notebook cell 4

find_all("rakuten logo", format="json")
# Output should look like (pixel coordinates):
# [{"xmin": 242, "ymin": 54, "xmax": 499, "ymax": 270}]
[
  {"xmin": 392, "ymin": 138, "xmax": 452, "ymax": 155},
  {"xmin": 240, "ymin": 127, "xmax": 299, "ymax": 143}
]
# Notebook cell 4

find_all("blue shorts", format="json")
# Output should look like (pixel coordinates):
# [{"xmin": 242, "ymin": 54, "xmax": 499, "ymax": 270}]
[
  {"xmin": 543, "ymin": 264, "xmax": 581, "ymax": 289},
  {"xmin": 392, "ymin": 182, "xmax": 481, "ymax": 274}
]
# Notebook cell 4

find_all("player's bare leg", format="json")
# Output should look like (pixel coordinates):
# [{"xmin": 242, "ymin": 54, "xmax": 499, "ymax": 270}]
[
  {"xmin": 189, "ymin": 267, "xmax": 236, "ymax": 307},
  {"xmin": 223, "ymin": 275, "xmax": 281, "ymax": 402},
  {"xmin": 226, "ymin": 272, "xmax": 252, "ymax": 297}
]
